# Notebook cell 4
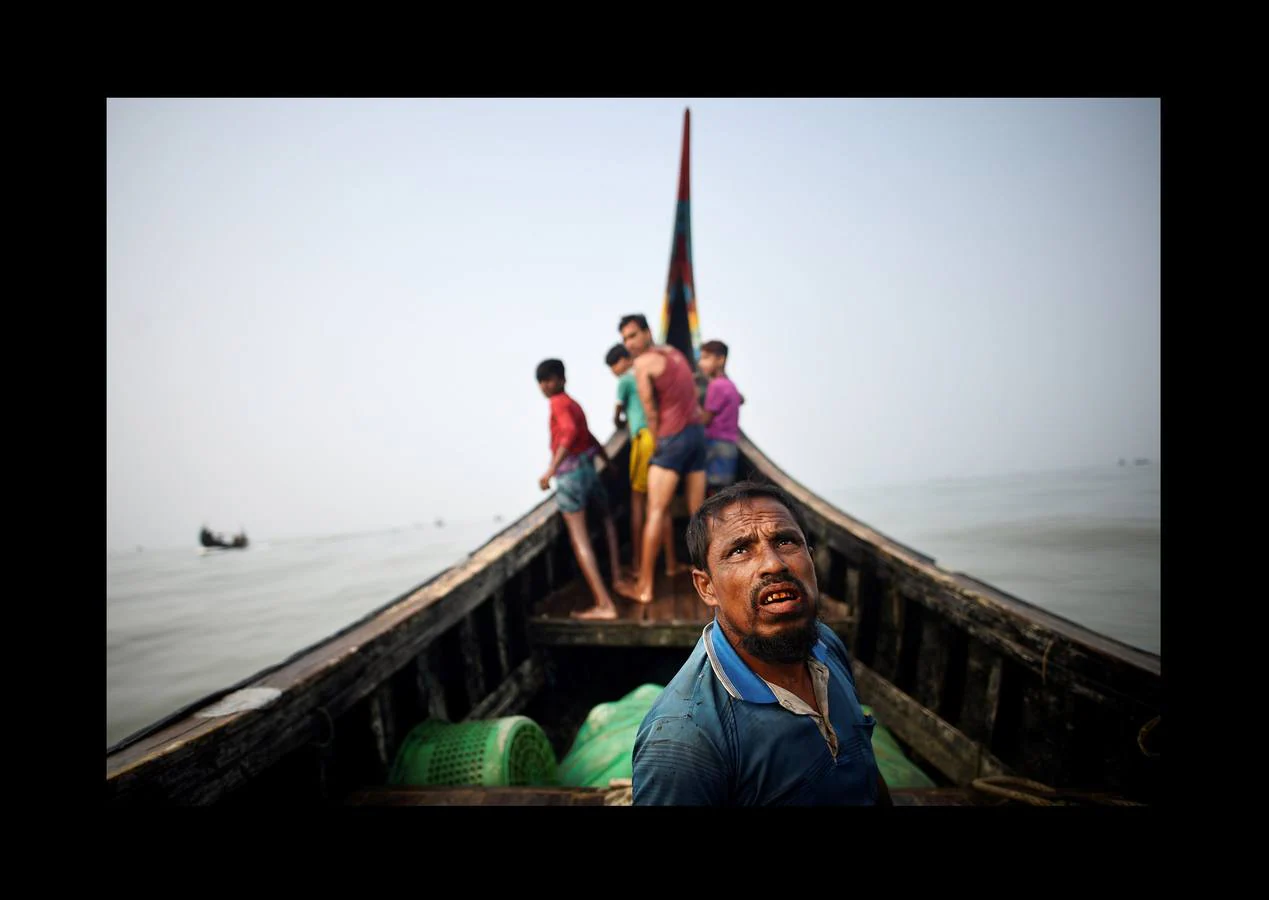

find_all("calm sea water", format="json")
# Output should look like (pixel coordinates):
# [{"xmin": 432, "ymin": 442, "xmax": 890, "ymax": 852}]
[
  {"xmin": 106, "ymin": 463, "xmax": 1160, "ymax": 748},
  {"xmin": 106, "ymin": 520, "xmax": 506, "ymax": 748},
  {"xmin": 824, "ymin": 462, "xmax": 1160, "ymax": 656}
]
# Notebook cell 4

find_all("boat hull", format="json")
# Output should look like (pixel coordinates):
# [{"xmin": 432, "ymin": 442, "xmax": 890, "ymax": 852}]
[{"xmin": 106, "ymin": 430, "xmax": 1160, "ymax": 806}]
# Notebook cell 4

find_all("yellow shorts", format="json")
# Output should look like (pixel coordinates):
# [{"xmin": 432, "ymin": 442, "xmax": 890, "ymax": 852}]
[{"xmin": 629, "ymin": 427, "xmax": 655, "ymax": 494}]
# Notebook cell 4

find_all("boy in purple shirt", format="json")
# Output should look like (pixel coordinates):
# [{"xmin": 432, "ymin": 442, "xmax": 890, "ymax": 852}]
[{"xmin": 698, "ymin": 340, "xmax": 744, "ymax": 496}]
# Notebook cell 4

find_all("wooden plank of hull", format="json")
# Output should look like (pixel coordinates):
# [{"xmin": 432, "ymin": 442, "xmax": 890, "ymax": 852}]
[
  {"xmin": 417, "ymin": 642, "xmax": 449, "ymax": 722},
  {"xmin": 890, "ymin": 788, "xmax": 986, "ymax": 807},
  {"xmin": 818, "ymin": 594, "xmax": 854, "ymax": 631},
  {"xmin": 869, "ymin": 579, "xmax": 904, "ymax": 684},
  {"xmin": 851, "ymin": 558, "xmax": 883, "ymax": 665},
  {"xmin": 367, "ymin": 681, "xmax": 397, "ymax": 779},
  {"xmin": 505, "ymin": 566, "xmax": 535, "ymax": 670},
  {"xmin": 530, "ymin": 577, "xmax": 854, "ymax": 647},
  {"xmin": 463, "ymin": 655, "xmax": 545, "ymax": 721},
  {"xmin": 1014, "ymin": 679, "xmax": 1075, "ymax": 788},
  {"xmin": 890, "ymin": 566, "xmax": 1157, "ymax": 712},
  {"xmin": 490, "ymin": 586, "xmax": 512, "ymax": 681},
  {"xmin": 958, "ymin": 641, "xmax": 1004, "ymax": 747},
  {"xmin": 531, "ymin": 620, "xmax": 705, "ymax": 647},
  {"xmin": 913, "ymin": 614, "xmax": 956, "ymax": 717},
  {"xmin": 853, "ymin": 661, "xmax": 1009, "ymax": 786},
  {"xmin": 105, "ymin": 433, "xmax": 635, "ymax": 805},
  {"xmin": 458, "ymin": 612, "xmax": 487, "ymax": 709}
]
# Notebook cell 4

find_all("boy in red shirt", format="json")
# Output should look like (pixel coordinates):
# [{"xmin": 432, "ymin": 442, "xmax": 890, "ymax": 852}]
[{"xmin": 537, "ymin": 358, "xmax": 622, "ymax": 620}]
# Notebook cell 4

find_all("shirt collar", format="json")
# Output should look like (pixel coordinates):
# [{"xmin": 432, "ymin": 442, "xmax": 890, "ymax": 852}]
[{"xmin": 703, "ymin": 617, "xmax": 829, "ymax": 703}]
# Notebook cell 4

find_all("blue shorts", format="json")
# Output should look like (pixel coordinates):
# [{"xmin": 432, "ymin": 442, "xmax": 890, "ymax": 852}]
[
  {"xmin": 555, "ymin": 456, "xmax": 608, "ymax": 514},
  {"xmin": 706, "ymin": 438, "xmax": 739, "ymax": 487},
  {"xmin": 649, "ymin": 423, "xmax": 706, "ymax": 475}
]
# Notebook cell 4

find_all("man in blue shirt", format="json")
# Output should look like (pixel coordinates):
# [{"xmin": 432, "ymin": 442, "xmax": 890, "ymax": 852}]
[{"xmin": 632, "ymin": 480, "xmax": 892, "ymax": 805}]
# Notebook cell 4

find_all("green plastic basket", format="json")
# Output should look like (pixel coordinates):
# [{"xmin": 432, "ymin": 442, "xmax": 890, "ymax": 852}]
[
  {"xmin": 388, "ymin": 717, "xmax": 559, "ymax": 787},
  {"xmin": 558, "ymin": 684, "xmax": 664, "ymax": 789}
]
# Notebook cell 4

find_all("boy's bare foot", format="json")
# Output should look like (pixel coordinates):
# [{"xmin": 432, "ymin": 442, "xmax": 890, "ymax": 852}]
[
  {"xmin": 613, "ymin": 578, "xmax": 655, "ymax": 604},
  {"xmin": 665, "ymin": 562, "xmax": 692, "ymax": 577},
  {"xmin": 571, "ymin": 605, "xmax": 619, "ymax": 620}
]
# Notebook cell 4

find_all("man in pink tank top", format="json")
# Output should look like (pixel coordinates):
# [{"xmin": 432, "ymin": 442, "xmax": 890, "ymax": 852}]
[{"xmin": 613, "ymin": 314, "xmax": 707, "ymax": 606}]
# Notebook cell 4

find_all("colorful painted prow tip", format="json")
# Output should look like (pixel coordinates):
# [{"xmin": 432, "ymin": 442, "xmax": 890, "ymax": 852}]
[{"xmin": 659, "ymin": 107, "xmax": 701, "ymax": 367}]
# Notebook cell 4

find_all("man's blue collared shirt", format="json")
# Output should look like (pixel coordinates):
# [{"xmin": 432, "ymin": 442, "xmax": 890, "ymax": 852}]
[{"xmin": 632, "ymin": 619, "xmax": 881, "ymax": 805}]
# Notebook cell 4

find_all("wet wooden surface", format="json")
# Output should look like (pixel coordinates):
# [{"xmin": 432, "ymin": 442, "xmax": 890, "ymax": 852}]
[{"xmin": 529, "ymin": 569, "xmax": 854, "ymax": 647}]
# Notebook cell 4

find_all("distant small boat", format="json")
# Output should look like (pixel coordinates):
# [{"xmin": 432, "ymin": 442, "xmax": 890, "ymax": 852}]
[
  {"xmin": 435, "ymin": 518, "xmax": 445, "ymax": 528},
  {"xmin": 1133, "ymin": 458, "xmax": 1149, "ymax": 466},
  {"xmin": 1118, "ymin": 458, "xmax": 1126, "ymax": 466},
  {"xmin": 200, "ymin": 526, "xmax": 248, "ymax": 550}
]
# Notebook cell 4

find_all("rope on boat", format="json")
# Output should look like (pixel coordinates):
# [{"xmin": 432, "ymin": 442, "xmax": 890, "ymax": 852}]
[
  {"xmin": 1137, "ymin": 715, "xmax": 1161, "ymax": 759},
  {"xmin": 972, "ymin": 776, "xmax": 1057, "ymax": 805},
  {"xmin": 970, "ymin": 776, "xmax": 1146, "ymax": 807},
  {"xmin": 312, "ymin": 706, "xmax": 335, "ymax": 749},
  {"xmin": 1041, "ymin": 639, "xmax": 1056, "ymax": 686}
]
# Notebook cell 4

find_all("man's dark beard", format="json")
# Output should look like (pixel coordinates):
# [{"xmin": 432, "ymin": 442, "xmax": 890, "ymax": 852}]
[{"xmin": 739, "ymin": 614, "xmax": 820, "ymax": 663}]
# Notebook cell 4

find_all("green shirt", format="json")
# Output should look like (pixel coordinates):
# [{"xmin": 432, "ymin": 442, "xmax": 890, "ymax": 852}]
[{"xmin": 616, "ymin": 372, "xmax": 648, "ymax": 435}]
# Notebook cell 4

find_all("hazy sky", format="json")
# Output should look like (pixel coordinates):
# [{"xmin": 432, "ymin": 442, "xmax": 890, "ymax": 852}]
[{"xmin": 106, "ymin": 98, "xmax": 1160, "ymax": 551}]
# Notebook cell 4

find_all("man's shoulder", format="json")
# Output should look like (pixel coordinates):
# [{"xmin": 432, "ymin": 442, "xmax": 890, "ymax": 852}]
[
  {"xmin": 633, "ymin": 351, "xmax": 662, "ymax": 373},
  {"xmin": 705, "ymin": 376, "xmax": 734, "ymax": 401},
  {"xmin": 814, "ymin": 622, "xmax": 858, "ymax": 682},
  {"xmin": 817, "ymin": 622, "xmax": 847, "ymax": 665},
  {"xmin": 636, "ymin": 638, "xmax": 730, "ymax": 770},
  {"xmin": 632, "ymin": 642, "xmax": 732, "ymax": 805},
  {"xmin": 639, "ymin": 638, "xmax": 724, "ymax": 728}
]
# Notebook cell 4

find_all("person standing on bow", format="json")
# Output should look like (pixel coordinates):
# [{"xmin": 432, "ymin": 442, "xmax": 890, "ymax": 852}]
[
  {"xmin": 612, "ymin": 313, "xmax": 704, "ymax": 607},
  {"xmin": 536, "ymin": 358, "xmax": 622, "ymax": 620},
  {"xmin": 606, "ymin": 342, "xmax": 686, "ymax": 582},
  {"xmin": 697, "ymin": 339, "xmax": 744, "ymax": 497}
]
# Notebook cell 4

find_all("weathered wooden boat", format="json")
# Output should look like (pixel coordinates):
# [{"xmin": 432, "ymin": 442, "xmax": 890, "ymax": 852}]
[{"xmin": 107, "ymin": 110, "xmax": 1161, "ymax": 808}]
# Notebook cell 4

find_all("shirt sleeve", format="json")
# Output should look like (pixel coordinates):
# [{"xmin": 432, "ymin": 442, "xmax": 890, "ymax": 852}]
[
  {"xmin": 632, "ymin": 715, "xmax": 729, "ymax": 805},
  {"xmin": 551, "ymin": 400, "xmax": 577, "ymax": 450},
  {"xmin": 704, "ymin": 379, "xmax": 725, "ymax": 414}
]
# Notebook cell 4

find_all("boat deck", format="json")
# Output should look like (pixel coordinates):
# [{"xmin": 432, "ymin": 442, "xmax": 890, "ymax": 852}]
[{"xmin": 529, "ymin": 568, "xmax": 853, "ymax": 647}]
